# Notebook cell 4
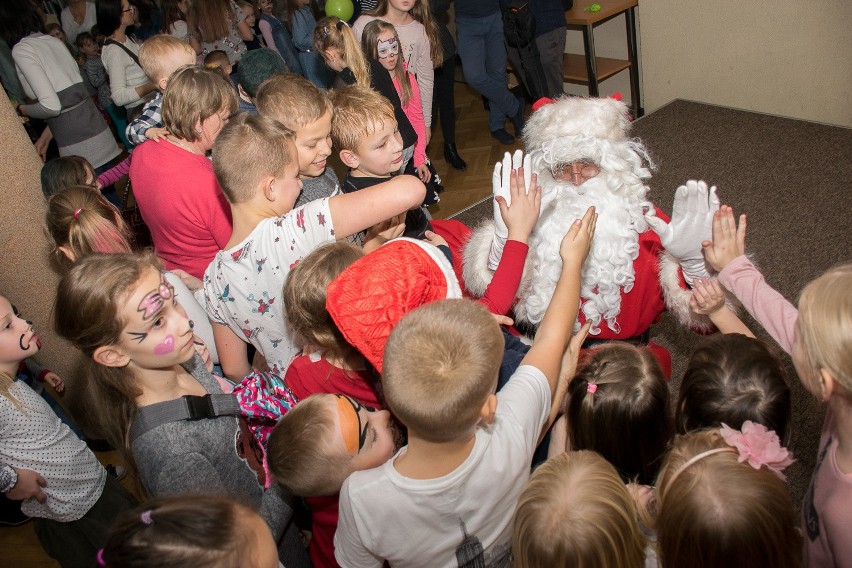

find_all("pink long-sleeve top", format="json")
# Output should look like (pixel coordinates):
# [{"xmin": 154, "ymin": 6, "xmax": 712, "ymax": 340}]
[{"xmin": 391, "ymin": 65, "xmax": 426, "ymax": 168}]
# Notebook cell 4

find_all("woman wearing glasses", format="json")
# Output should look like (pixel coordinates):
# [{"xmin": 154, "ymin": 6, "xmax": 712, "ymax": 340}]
[{"xmin": 97, "ymin": 0, "xmax": 156, "ymax": 116}]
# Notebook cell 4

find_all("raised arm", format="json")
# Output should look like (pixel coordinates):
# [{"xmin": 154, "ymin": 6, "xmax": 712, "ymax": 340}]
[
  {"xmin": 690, "ymin": 277, "xmax": 755, "ymax": 337},
  {"xmin": 521, "ymin": 207, "xmax": 596, "ymax": 395},
  {"xmin": 328, "ymin": 175, "xmax": 425, "ymax": 240}
]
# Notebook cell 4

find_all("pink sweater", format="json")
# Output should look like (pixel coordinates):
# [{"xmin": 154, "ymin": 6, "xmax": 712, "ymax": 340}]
[{"xmin": 392, "ymin": 65, "xmax": 426, "ymax": 168}]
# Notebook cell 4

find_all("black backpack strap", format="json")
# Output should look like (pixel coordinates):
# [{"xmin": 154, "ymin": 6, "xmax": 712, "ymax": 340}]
[
  {"xmin": 103, "ymin": 38, "xmax": 142, "ymax": 68},
  {"xmin": 130, "ymin": 394, "xmax": 242, "ymax": 442}
]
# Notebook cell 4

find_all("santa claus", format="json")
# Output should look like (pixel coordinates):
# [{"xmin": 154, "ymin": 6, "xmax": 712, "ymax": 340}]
[{"xmin": 463, "ymin": 96, "xmax": 719, "ymax": 374}]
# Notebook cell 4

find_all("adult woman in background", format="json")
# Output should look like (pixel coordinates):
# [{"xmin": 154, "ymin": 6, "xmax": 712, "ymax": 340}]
[
  {"xmin": 189, "ymin": 0, "xmax": 253, "ymax": 67},
  {"xmin": 98, "ymin": 0, "xmax": 156, "ymax": 115},
  {"xmin": 129, "ymin": 65, "xmax": 236, "ymax": 280},
  {"xmin": 60, "ymin": 0, "xmax": 97, "ymax": 44},
  {"xmin": 2, "ymin": 0, "xmax": 119, "ymax": 169}
]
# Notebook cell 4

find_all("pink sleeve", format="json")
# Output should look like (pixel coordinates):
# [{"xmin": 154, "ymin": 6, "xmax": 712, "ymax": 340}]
[
  {"xmin": 403, "ymin": 69, "xmax": 427, "ymax": 167},
  {"xmin": 717, "ymin": 255, "xmax": 799, "ymax": 354},
  {"xmin": 97, "ymin": 155, "xmax": 132, "ymax": 188},
  {"xmin": 478, "ymin": 240, "xmax": 529, "ymax": 316},
  {"xmin": 258, "ymin": 20, "xmax": 280, "ymax": 56}
]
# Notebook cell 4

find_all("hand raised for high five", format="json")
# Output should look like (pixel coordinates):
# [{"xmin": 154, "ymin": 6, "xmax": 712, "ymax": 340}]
[{"xmin": 702, "ymin": 205, "xmax": 747, "ymax": 272}]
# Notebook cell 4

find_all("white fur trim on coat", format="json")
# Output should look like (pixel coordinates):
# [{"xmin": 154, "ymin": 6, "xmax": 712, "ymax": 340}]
[
  {"xmin": 462, "ymin": 221, "xmax": 498, "ymax": 298},
  {"xmin": 658, "ymin": 251, "xmax": 715, "ymax": 332}
]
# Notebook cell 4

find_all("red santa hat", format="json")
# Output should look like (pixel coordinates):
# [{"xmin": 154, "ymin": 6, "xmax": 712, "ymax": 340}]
[{"xmin": 326, "ymin": 238, "xmax": 461, "ymax": 374}]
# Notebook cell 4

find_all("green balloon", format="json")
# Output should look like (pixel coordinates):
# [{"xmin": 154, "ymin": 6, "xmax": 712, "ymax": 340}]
[{"xmin": 325, "ymin": 0, "xmax": 354, "ymax": 21}]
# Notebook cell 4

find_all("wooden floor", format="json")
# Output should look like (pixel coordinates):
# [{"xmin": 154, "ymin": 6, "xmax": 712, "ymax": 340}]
[{"xmin": 0, "ymin": 80, "xmax": 521, "ymax": 567}]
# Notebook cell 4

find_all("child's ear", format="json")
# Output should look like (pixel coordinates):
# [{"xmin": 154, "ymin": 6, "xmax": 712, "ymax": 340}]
[
  {"xmin": 339, "ymin": 149, "xmax": 360, "ymax": 169},
  {"xmin": 479, "ymin": 394, "xmax": 498, "ymax": 425},
  {"xmin": 157, "ymin": 76, "xmax": 168, "ymax": 91},
  {"xmin": 261, "ymin": 176, "xmax": 277, "ymax": 202},
  {"xmin": 819, "ymin": 368, "xmax": 837, "ymax": 401},
  {"xmin": 93, "ymin": 345, "xmax": 131, "ymax": 368},
  {"xmin": 57, "ymin": 246, "xmax": 76, "ymax": 263}
]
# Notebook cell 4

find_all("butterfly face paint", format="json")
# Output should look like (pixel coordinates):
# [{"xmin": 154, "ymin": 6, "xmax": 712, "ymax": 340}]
[
  {"xmin": 377, "ymin": 37, "xmax": 399, "ymax": 60},
  {"xmin": 137, "ymin": 274, "xmax": 174, "ymax": 321}
]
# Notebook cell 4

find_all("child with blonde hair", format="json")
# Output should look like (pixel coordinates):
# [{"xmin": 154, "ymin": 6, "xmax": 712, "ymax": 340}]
[
  {"xmin": 551, "ymin": 342, "xmax": 672, "ymax": 486},
  {"xmin": 656, "ymin": 427, "xmax": 800, "ymax": 568},
  {"xmin": 126, "ymin": 34, "xmax": 196, "ymax": 146},
  {"xmin": 704, "ymin": 205, "xmax": 852, "ymax": 566},
  {"xmin": 99, "ymin": 494, "xmax": 279, "ymax": 568},
  {"xmin": 314, "ymin": 16, "xmax": 370, "ymax": 88},
  {"xmin": 512, "ymin": 450, "xmax": 647, "ymax": 568},
  {"xmin": 255, "ymin": 73, "xmax": 339, "ymax": 208}
]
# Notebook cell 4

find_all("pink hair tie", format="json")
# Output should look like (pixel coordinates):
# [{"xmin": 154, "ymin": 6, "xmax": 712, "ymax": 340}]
[
  {"xmin": 140, "ymin": 510, "xmax": 153, "ymax": 525},
  {"xmin": 73, "ymin": 208, "xmax": 83, "ymax": 218},
  {"xmin": 96, "ymin": 548, "xmax": 106, "ymax": 566},
  {"xmin": 586, "ymin": 383, "xmax": 597, "ymax": 394}
]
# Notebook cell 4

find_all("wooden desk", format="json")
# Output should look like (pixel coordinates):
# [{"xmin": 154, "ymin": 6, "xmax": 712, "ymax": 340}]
[{"xmin": 564, "ymin": 0, "xmax": 642, "ymax": 117}]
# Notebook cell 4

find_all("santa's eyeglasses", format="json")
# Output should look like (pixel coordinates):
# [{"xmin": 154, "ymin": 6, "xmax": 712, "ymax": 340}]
[{"xmin": 551, "ymin": 160, "xmax": 601, "ymax": 184}]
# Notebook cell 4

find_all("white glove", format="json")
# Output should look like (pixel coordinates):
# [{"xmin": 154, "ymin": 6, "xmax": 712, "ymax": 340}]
[
  {"xmin": 489, "ymin": 150, "xmax": 531, "ymax": 270},
  {"xmin": 646, "ymin": 180, "xmax": 720, "ymax": 286}
]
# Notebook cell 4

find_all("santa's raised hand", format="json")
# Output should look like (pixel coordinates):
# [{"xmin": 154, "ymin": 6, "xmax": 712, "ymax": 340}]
[{"xmin": 646, "ymin": 180, "xmax": 720, "ymax": 286}]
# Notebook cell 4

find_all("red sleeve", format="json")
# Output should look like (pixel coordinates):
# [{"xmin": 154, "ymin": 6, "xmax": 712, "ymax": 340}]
[{"xmin": 478, "ymin": 240, "xmax": 529, "ymax": 316}]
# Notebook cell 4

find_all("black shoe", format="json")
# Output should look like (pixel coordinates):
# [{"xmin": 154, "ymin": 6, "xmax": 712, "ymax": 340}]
[
  {"xmin": 512, "ymin": 97, "xmax": 526, "ymax": 137},
  {"xmin": 491, "ymin": 128, "xmax": 515, "ymax": 145},
  {"xmin": 443, "ymin": 143, "xmax": 467, "ymax": 171}
]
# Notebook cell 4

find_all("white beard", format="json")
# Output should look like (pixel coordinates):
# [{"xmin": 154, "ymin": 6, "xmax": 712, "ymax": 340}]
[{"xmin": 517, "ymin": 172, "xmax": 652, "ymax": 335}]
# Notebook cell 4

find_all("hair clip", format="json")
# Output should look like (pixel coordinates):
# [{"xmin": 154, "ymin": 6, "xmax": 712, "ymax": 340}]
[
  {"xmin": 140, "ymin": 510, "xmax": 153, "ymax": 525},
  {"xmin": 719, "ymin": 421, "xmax": 795, "ymax": 479},
  {"xmin": 320, "ymin": 26, "xmax": 330, "ymax": 40},
  {"xmin": 336, "ymin": 20, "xmax": 346, "ymax": 32},
  {"xmin": 73, "ymin": 208, "xmax": 83, "ymax": 218},
  {"xmin": 96, "ymin": 549, "xmax": 106, "ymax": 567},
  {"xmin": 586, "ymin": 383, "xmax": 597, "ymax": 394}
]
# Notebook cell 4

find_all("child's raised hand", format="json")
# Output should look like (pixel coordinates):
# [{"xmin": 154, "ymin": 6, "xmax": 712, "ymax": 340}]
[
  {"xmin": 492, "ymin": 150, "xmax": 531, "ymax": 239},
  {"xmin": 146, "ymin": 127, "xmax": 169, "ymax": 142},
  {"xmin": 496, "ymin": 164, "xmax": 541, "ymax": 244},
  {"xmin": 689, "ymin": 277, "xmax": 726, "ymax": 315},
  {"xmin": 559, "ymin": 206, "xmax": 597, "ymax": 267},
  {"xmin": 43, "ymin": 372, "xmax": 64, "ymax": 393},
  {"xmin": 702, "ymin": 205, "xmax": 746, "ymax": 272},
  {"xmin": 424, "ymin": 230, "xmax": 448, "ymax": 249},
  {"xmin": 415, "ymin": 163, "xmax": 431, "ymax": 184},
  {"xmin": 171, "ymin": 269, "xmax": 203, "ymax": 292}
]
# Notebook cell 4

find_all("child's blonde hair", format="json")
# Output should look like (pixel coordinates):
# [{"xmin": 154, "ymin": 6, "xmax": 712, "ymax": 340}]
[
  {"xmin": 45, "ymin": 186, "xmax": 133, "ymax": 268},
  {"xmin": 383, "ymin": 299, "xmax": 504, "ymax": 442},
  {"xmin": 102, "ymin": 494, "xmax": 262, "ymax": 567},
  {"xmin": 138, "ymin": 34, "xmax": 194, "ymax": 83},
  {"xmin": 313, "ymin": 16, "xmax": 370, "ymax": 87},
  {"xmin": 267, "ymin": 394, "xmax": 353, "ymax": 496},
  {"xmin": 361, "ymin": 20, "xmax": 412, "ymax": 106},
  {"xmin": 365, "ymin": 0, "xmax": 443, "ymax": 66},
  {"xmin": 565, "ymin": 342, "xmax": 671, "ymax": 485},
  {"xmin": 328, "ymin": 84, "xmax": 395, "ymax": 154},
  {"xmin": 54, "ymin": 253, "xmax": 163, "ymax": 472},
  {"xmin": 203, "ymin": 49, "xmax": 230, "ymax": 74},
  {"xmin": 655, "ymin": 429, "xmax": 802, "ymax": 568},
  {"xmin": 211, "ymin": 113, "xmax": 295, "ymax": 204},
  {"xmin": 512, "ymin": 451, "xmax": 646, "ymax": 568},
  {"xmin": 796, "ymin": 263, "xmax": 852, "ymax": 394},
  {"xmin": 283, "ymin": 241, "xmax": 364, "ymax": 359},
  {"xmin": 255, "ymin": 73, "xmax": 333, "ymax": 129}
]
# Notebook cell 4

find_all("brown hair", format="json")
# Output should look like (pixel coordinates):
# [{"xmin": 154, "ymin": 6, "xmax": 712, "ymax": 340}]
[
  {"xmin": 678, "ymin": 333, "xmax": 791, "ymax": 443},
  {"xmin": 328, "ymin": 84, "xmax": 395, "ymax": 153},
  {"xmin": 383, "ymin": 299, "xmax": 504, "ymax": 442},
  {"xmin": 189, "ymin": 0, "xmax": 237, "ymax": 43},
  {"xmin": 565, "ymin": 342, "xmax": 671, "ymax": 485},
  {"xmin": 160, "ymin": 0, "xmax": 188, "ymax": 34},
  {"xmin": 656, "ymin": 429, "xmax": 802, "ymax": 568},
  {"xmin": 45, "ymin": 186, "xmax": 133, "ymax": 269},
  {"xmin": 313, "ymin": 16, "xmax": 370, "ymax": 87},
  {"xmin": 138, "ymin": 34, "xmax": 195, "ymax": 83},
  {"xmin": 512, "ymin": 451, "xmax": 646, "ymax": 568},
  {"xmin": 54, "ymin": 253, "xmax": 163, "ymax": 474},
  {"xmin": 255, "ymin": 73, "xmax": 332, "ymax": 129},
  {"xmin": 40, "ymin": 156, "xmax": 96, "ymax": 198},
  {"xmin": 162, "ymin": 65, "xmax": 237, "ymax": 142},
  {"xmin": 366, "ymin": 0, "xmax": 442, "ymax": 66},
  {"xmin": 796, "ymin": 263, "xmax": 852, "ymax": 394},
  {"xmin": 267, "ymin": 394, "xmax": 353, "ymax": 496},
  {"xmin": 211, "ymin": 113, "xmax": 295, "ymax": 204},
  {"xmin": 361, "ymin": 20, "xmax": 411, "ymax": 106},
  {"xmin": 283, "ymin": 241, "xmax": 363, "ymax": 358},
  {"xmin": 102, "ymin": 494, "xmax": 257, "ymax": 567}
]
